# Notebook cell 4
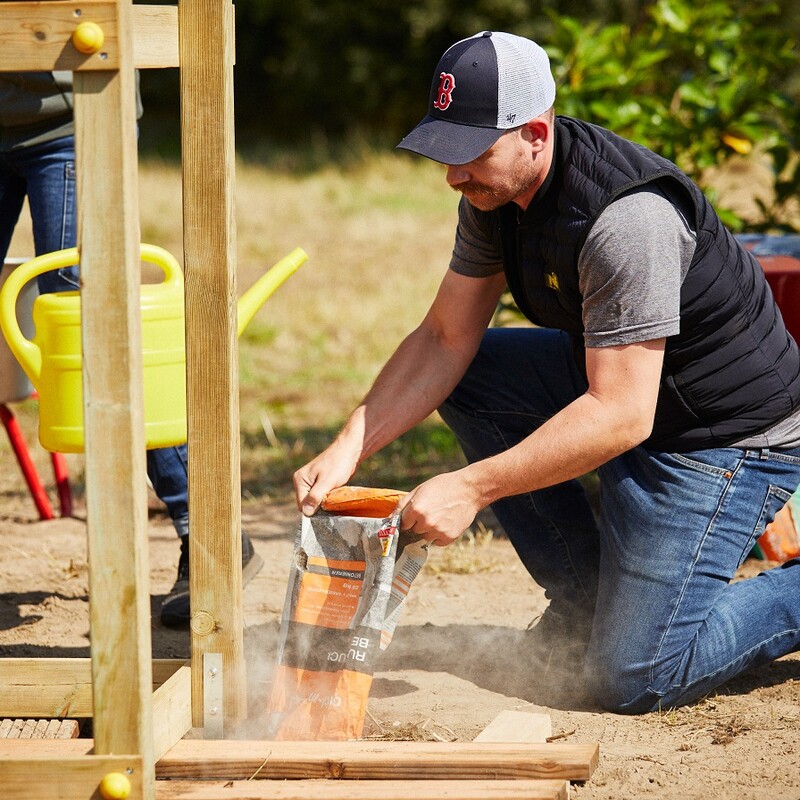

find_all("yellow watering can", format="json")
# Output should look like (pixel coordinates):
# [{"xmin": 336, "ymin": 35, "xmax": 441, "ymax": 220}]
[{"xmin": 0, "ymin": 243, "xmax": 307, "ymax": 453}]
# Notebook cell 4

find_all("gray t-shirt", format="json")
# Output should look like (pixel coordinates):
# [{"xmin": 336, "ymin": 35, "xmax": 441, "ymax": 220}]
[{"xmin": 449, "ymin": 187, "xmax": 800, "ymax": 448}]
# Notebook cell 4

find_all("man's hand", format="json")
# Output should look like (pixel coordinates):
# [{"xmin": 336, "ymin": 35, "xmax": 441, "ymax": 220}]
[
  {"xmin": 293, "ymin": 443, "xmax": 360, "ymax": 517},
  {"xmin": 396, "ymin": 469, "xmax": 482, "ymax": 546}
]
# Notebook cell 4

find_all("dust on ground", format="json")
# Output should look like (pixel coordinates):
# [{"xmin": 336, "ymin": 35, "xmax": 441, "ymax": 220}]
[{"xmin": 0, "ymin": 457, "xmax": 798, "ymax": 800}]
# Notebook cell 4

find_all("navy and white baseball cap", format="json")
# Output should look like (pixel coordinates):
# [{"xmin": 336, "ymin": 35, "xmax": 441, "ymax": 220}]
[{"xmin": 397, "ymin": 31, "xmax": 556, "ymax": 165}]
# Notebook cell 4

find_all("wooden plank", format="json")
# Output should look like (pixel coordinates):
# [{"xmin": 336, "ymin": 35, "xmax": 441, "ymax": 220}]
[
  {"xmin": 152, "ymin": 665, "xmax": 192, "ymax": 762},
  {"xmin": 179, "ymin": 0, "xmax": 246, "ymax": 729},
  {"xmin": 0, "ymin": 755, "xmax": 144, "ymax": 800},
  {"xmin": 156, "ymin": 740, "xmax": 599, "ymax": 782},
  {"xmin": 0, "ymin": 658, "xmax": 188, "ymax": 718},
  {"xmin": 0, "ymin": 658, "xmax": 92, "ymax": 717},
  {"xmin": 0, "ymin": 739, "xmax": 91, "ymax": 757},
  {"xmin": 0, "ymin": 1, "xmax": 181, "ymax": 71},
  {"xmin": 0, "ymin": 738, "xmax": 598, "ymax": 784},
  {"xmin": 132, "ymin": 5, "xmax": 179, "ymax": 68},
  {"xmin": 474, "ymin": 711, "xmax": 552, "ymax": 743},
  {"xmin": 55, "ymin": 719, "xmax": 82, "ymax": 739},
  {"xmin": 73, "ymin": 1, "xmax": 153, "ymax": 795},
  {"xmin": 0, "ymin": 718, "xmax": 81, "ymax": 739},
  {"xmin": 156, "ymin": 779, "xmax": 570, "ymax": 800},
  {"xmin": 0, "ymin": 1, "xmax": 119, "ymax": 71}
]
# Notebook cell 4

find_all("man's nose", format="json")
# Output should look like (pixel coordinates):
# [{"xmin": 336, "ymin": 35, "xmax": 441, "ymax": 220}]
[{"xmin": 446, "ymin": 164, "xmax": 470, "ymax": 186}]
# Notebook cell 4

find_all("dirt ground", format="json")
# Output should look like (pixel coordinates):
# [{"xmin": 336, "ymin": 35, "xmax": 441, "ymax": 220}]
[{"xmin": 0, "ymin": 470, "xmax": 799, "ymax": 800}]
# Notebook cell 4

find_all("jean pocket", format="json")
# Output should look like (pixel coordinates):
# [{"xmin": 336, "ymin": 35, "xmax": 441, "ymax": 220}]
[
  {"xmin": 747, "ymin": 485, "xmax": 795, "ymax": 567},
  {"xmin": 667, "ymin": 449, "xmax": 741, "ymax": 478}
]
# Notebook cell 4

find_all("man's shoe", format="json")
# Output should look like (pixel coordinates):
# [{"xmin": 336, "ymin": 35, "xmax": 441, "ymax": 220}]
[
  {"xmin": 160, "ymin": 532, "xmax": 264, "ymax": 629},
  {"xmin": 527, "ymin": 607, "xmax": 592, "ymax": 684}
]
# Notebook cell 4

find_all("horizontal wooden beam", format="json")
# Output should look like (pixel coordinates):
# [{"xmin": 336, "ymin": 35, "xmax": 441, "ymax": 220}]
[
  {"xmin": 0, "ymin": 754, "xmax": 143, "ymax": 800},
  {"xmin": 156, "ymin": 740, "xmax": 600, "ymax": 783},
  {"xmin": 0, "ymin": 739, "xmax": 91, "ymax": 757},
  {"xmin": 0, "ymin": 2, "xmax": 179, "ymax": 71},
  {"xmin": 0, "ymin": 738, "xmax": 599, "ymax": 784},
  {"xmin": 0, "ymin": 658, "xmax": 188, "ymax": 718},
  {"xmin": 156, "ymin": 778, "xmax": 570, "ymax": 800},
  {"xmin": 132, "ymin": 4, "xmax": 179, "ymax": 68}
]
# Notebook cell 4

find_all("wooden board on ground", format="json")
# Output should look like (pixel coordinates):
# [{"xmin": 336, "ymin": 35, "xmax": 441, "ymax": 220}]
[
  {"xmin": 155, "ymin": 739, "xmax": 599, "ymax": 782},
  {"xmin": 155, "ymin": 778, "xmax": 570, "ymax": 800},
  {"xmin": 474, "ymin": 711, "xmax": 553, "ymax": 743}
]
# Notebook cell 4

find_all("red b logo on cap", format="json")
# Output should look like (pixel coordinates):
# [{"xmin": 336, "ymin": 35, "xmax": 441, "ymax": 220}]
[{"xmin": 433, "ymin": 72, "xmax": 456, "ymax": 111}]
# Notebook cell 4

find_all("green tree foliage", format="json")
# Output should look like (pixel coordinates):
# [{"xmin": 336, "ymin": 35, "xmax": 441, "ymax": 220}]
[
  {"xmin": 545, "ymin": 0, "xmax": 799, "ymax": 230},
  {"xmin": 172, "ymin": 0, "xmax": 798, "ymax": 228}
]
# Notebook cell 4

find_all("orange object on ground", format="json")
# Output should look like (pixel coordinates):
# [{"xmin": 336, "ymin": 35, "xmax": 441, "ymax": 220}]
[
  {"xmin": 758, "ymin": 502, "xmax": 800, "ymax": 562},
  {"xmin": 321, "ymin": 485, "xmax": 407, "ymax": 517}
]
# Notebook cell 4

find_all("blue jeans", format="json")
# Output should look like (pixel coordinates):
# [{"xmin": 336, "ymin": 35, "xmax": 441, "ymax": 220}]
[
  {"xmin": 439, "ymin": 327, "xmax": 800, "ymax": 712},
  {"xmin": 1, "ymin": 135, "xmax": 189, "ymax": 533}
]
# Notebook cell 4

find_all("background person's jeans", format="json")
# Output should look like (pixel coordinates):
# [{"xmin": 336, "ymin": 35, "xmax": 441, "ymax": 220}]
[
  {"xmin": 1, "ymin": 135, "xmax": 189, "ymax": 532},
  {"xmin": 439, "ymin": 326, "xmax": 800, "ymax": 712}
]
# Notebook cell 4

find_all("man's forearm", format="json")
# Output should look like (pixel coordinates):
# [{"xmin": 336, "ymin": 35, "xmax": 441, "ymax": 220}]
[
  {"xmin": 343, "ymin": 322, "xmax": 481, "ymax": 466},
  {"xmin": 463, "ymin": 386, "xmax": 653, "ymax": 509}
]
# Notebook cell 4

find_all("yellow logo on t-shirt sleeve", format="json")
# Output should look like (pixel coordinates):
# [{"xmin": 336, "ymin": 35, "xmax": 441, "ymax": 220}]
[{"xmin": 545, "ymin": 272, "xmax": 560, "ymax": 291}]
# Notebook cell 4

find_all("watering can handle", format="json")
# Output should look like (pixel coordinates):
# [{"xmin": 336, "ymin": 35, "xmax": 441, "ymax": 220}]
[
  {"xmin": 237, "ymin": 247, "xmax": 308, "ymax": 337},
  {"xmin": 0, "ymin": 247, "xmax": 81, "ymax": 383},
  {"xmin": 0, "ymin": 244, "xmax": 182, "ymax": 385}
]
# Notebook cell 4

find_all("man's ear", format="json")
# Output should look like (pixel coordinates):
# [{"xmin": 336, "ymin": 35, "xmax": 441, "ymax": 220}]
[{"xmin": 521, "ymin": 119, "xmax": 549, "ymax": 152}]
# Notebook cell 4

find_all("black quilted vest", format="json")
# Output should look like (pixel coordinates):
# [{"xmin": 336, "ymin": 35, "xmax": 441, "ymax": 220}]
[{"xmin": 497, "ymin": 116, "xmax": 800, "ymax": 451}]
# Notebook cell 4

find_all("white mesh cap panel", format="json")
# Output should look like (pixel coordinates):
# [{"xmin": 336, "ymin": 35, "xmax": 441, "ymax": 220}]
[{"xmin": 491, "ymin": 33, "xmax": 556, "ymax": 129}]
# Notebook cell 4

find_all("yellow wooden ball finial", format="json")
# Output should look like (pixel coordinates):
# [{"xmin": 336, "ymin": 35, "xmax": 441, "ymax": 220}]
[
  {"xmin": 72, "ymin": 21, "xmax": 105, "ymax": 54},
  {"xmin": 98, "ymin": 771, "xmax": 131, "ymax": 800}
]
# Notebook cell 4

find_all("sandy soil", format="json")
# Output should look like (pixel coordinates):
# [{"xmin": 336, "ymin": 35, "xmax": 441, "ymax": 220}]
[{"xmin": 0, "ymin": 463, "xmax": 799, "ymax": 800}]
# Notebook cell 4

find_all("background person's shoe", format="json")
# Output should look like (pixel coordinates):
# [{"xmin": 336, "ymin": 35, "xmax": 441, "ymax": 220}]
[{"xmin": 160, "ymin": 531, "xmax": 264, "ymax": 628}]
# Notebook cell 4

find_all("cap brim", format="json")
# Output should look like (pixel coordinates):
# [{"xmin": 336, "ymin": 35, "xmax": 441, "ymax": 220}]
[{"xmin": 396, "ymin": 116, "xmax": 505, "ymax": 165}]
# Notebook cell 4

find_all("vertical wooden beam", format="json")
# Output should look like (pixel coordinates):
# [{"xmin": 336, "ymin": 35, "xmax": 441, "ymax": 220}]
[
  {"xmin": 178, "ymin": 0, "xmax": 246, "ymax": 728},
  {"xmin": 73, "ymin": 0, "xmax": 155, "ymax": 795}
]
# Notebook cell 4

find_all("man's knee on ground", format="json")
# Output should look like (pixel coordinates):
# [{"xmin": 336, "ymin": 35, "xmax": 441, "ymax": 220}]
[{"xmin": 584, "ymin": 651, "xmax": 666, "ymax": 714}]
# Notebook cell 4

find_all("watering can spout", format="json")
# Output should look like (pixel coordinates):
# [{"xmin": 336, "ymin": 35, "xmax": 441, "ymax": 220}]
[
  {"xmin": 238, "ymin": 247, "xmax": 308, "ymax": 337},
  {"xmin": 0, "ymin": 243, "xmax": 309, "ymax": 453}
]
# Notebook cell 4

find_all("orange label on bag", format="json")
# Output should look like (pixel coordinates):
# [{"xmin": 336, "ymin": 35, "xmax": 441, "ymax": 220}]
[
  {"xmin": 268, "ymin": 664, "xmax": 374, "ymax": 740},
  {"xmin": 293, "ymin": 557, "xmax": 365, "ymax": 629}
]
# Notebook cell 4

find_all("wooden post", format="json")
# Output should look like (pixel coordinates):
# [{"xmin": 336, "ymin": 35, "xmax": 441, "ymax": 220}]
[
  {"xmin": 73, "ymin": 0, "xmax": 155, "ymax": 793},
  {"xmin": 178, "ymin": 0, "xmax": 246, "ymax": 728}
]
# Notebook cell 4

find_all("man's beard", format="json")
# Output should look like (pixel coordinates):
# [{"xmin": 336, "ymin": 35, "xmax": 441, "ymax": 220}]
[{"xmin": 451, "ymin": 168, "xmax": 539, "ymax": 211}]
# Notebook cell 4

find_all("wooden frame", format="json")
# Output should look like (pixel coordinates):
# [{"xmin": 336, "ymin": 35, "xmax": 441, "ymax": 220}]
[
  {"xmin": 0, "ymin": 739, "xmax": 600, "ymax": 800},
  {"xmin": 0, "ymin": 1, "xmax": 240, "ymax": 797},
  {"xmin": 0, "ymin": 3, "xmax": 601, "ymax": 799}
]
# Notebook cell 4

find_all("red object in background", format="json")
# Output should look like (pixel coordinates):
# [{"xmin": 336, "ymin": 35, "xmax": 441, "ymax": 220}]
[
  {"xmin": 0, "ymin": 403, "xmax": 72, "ymax": 520},
  {"xmin": 758, "ymin": 254, "xmax": 800, "ymax": 343}
]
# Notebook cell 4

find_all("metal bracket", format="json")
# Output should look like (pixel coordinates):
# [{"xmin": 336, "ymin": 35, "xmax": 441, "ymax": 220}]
[{"xmin": 203, "ymin": 652, "xmax": 224, "ymax": 739}]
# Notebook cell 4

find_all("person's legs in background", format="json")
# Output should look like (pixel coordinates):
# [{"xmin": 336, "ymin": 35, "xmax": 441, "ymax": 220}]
[
  {"xmin": 8, "ymin": 136, "xmax": 262, "ymax": 628},
  {"xmin": 147, "ymin": 444, "xmax": 264, "ymax": 628}
]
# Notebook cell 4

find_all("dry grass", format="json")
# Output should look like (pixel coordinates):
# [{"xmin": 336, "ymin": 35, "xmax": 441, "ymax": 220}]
[
  {"xmin": 424, "ymin": 522, "xmax": 502, "ymax": 576},
  {"xmin": 5, "ymin": 151, "xmax": 464, "ymax": 502},
  {"xmin": 138, "ymin": 154, "xmax": 458, "ymax": 432}
]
